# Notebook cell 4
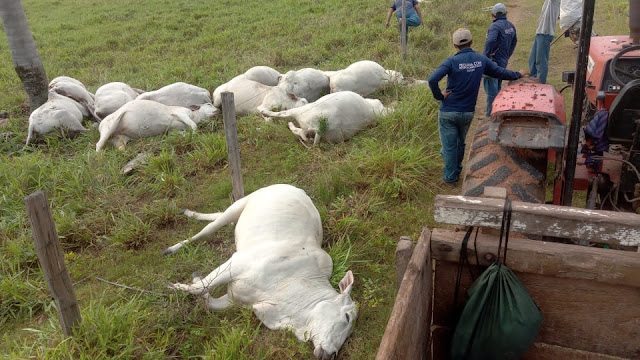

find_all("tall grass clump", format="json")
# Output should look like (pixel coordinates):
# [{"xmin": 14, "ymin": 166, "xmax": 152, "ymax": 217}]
[{"xmin": 3, "ymin": 295, "xmax": 170, "ymax": 359}]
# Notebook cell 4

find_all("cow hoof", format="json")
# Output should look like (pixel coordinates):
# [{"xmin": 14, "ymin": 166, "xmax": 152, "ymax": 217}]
[
  {"xmin": 191, "ymin": 272, "xmax": 201, "ymax": 281},
  {"xmin": 161, "ymin": 248, "xmax": 174, "ymax": 256},
  {"xmin": 178, "ymin": 209, "xmax": 187, "ymax": 215}
]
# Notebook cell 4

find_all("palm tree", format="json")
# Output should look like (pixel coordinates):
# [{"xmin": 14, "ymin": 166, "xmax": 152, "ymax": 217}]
[{"xmin": 0, "ymin": 0, "xmax": 48, "ymax": 112}]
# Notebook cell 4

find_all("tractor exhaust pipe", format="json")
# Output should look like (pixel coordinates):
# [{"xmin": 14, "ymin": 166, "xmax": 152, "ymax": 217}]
[{"xmin": 631, "ymin": 0, "xmax": 640, "ymax": 44}]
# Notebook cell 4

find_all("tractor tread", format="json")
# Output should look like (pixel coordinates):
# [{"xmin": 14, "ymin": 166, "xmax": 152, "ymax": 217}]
[
  {"xmin": 511, "ymin": 183, "xmax": 540, "ymax": 203},
  {"xmin": 470, "ymin": 153, "xmax": 500, "ymax": 172},
  {"xmin": 504, "ymin": 148, "xmax": 545, "ymax": 182},
  {"xmin": 471, "ymin": 137, "xmax": 489, "ymax": 151},
  {"xmin": 464, "ymin": 165, "xmax": 514, "ymax": 197}
]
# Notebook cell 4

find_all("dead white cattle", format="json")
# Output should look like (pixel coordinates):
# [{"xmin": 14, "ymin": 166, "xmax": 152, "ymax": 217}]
[
  {"xmin": 48, "ymin": 76, "xmax": 96, "ymax": 120},
  {"xmin": 212, "ymin": 77, "xmax": 307, "ymax": 116},
  {"xmin": 329, "ymin": 60, "xmax": 404, "ymax": 96},
  {"xmin": 261, "ymin": 91, "xmax": 390, "ymax": 145},
  {"xmin": 166, "ymin": 184, "xmax": 357, "ymax": 359},
  {"xmin": 25, "ymin": 91, "xmax": 88, "ymax": 145},
  {"xmin": 243, "ymin": 65, "xmax": 281, "ymax": 86},
  {"xmin": 277, "ymin": 68, "xmax": 330, "ymax": 102},
  {"xmin": 94, "ymin": 82, "xmax": 143, "ymax": 120},
  {"xmin": 135, "ymin": 82, "xmax": 212, "ymax": 108},
  {"xmin": 95, "ymin": 99, "xmax": 218, "ymax": 151}
]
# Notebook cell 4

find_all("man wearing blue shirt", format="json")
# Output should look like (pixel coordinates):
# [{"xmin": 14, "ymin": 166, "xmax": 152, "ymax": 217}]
[
  {"xmin": 483, "ymin": 3, "xmax": 517, "ymax": 117},
  {"xmin": 428, "ymin": 28, "xmax": 527, "ymax": 184}
]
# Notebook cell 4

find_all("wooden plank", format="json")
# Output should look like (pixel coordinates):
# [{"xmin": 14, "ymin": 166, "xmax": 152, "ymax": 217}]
[
  {"xmin": 432, "ymin": 256, "xmax": 640, "ymax": 358},
  {"xmin": 431, "ymin": 228, "xmax": 640, "ymax": 288},
  {"xmin": 25, "ymin": 191, "xmax": 82, "ymax": 335},
  {"xmin": 221, "ymin": 91, "xmax": 244, "ymax": 202},
  {"xmin": 522, "ymin": 343, "xmax": 630, "ymax": 360},
  {"xmin": 377, "ymin": 227, "xmax": 433, "ymax": 360},
  {"xmin": 434, "ymin": 195, "xmax": 640, "ymax": 246}
]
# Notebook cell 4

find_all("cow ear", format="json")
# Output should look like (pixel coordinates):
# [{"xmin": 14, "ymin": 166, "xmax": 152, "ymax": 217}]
[
  {"xmin": 189, "ymin": 105, "xmax": 201, "ymax": 111},
  {"xmin": 338, "ymin": 270, "xmax": 354, "ymax": 295},
  {"xmin": 287, "ymin": 93, "xmax": 298, "ymax": 100}
]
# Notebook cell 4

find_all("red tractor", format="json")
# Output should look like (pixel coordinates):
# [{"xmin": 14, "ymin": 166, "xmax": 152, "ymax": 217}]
[{"xmin": 462, "ymin": 0, "xmax": 640, "ymax": 214}]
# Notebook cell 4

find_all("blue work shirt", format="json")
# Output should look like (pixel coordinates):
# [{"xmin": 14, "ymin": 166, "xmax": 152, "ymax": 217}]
[
  {"xmin": 428, "ymin": 48, "xmax": 522, "ymax": 113},
  {"xmin": 484, "ymin": 15, "xmax": 517, "ymax": 68},
  {"xmin": 390, "ymin": 0, "xmax": 417, "ymax": 13}
]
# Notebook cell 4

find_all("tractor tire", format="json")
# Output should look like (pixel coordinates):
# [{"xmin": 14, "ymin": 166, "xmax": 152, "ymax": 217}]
[{"xmin": 462, "ymin": 117, "xmax": 547, "ymax": 203}]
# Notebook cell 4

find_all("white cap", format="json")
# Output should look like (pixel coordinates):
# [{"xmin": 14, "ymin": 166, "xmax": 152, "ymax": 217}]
[
  {"xmin": 492, "ymin": 3, "xmax": 507, "ymax": 16},
  {"xmin": 453, "ymin": 28, "xmax": 473, "ymax": 46}
]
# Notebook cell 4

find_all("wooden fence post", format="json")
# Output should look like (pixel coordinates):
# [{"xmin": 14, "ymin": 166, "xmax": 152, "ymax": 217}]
[
  {"xmin": 24, "ymin": 190, "xmax": 81, "ymax": 335},
  {"xmin": 221, "ymin": 91, "xmax": 245, "ymax": 202}
]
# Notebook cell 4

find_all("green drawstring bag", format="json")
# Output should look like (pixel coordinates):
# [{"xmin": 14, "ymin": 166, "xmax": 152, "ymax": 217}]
[{"xmin": 450, "ymin": 200, "xmax": 543, "ymax": 360}]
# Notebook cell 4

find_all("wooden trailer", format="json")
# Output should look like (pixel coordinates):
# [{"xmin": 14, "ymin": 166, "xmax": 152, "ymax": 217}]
[{"xmin": 376, "ymin": 193, "xmax": 640, "ymax": 360}]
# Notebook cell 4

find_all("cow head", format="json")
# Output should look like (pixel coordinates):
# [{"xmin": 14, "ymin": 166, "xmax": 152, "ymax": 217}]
[
  {"xmin": 308, "ymin": 271, "xmax": 357, "ymax": 359},
  {"xmin": 194, "ymin": 103, "xmax": 219, "ymax": 120}
]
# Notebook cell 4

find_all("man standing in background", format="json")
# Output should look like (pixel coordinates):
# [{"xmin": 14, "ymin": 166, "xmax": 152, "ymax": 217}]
[
  {"xmin": 529, "ymin": 0, "xmax": 561, "ymax": 84},
  {"xmin": 483, "ymin": 3, "xmax": 517, "ymax": 118}
]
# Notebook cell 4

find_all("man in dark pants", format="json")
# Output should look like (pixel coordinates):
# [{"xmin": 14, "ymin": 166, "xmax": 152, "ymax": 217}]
[
  {"xmin": 428, "ymin": 28, "xmax": 527, "ymax": 184},
  {"xmin": 483, "ymin": 3, "xmax": 517, "ymax": 118}
]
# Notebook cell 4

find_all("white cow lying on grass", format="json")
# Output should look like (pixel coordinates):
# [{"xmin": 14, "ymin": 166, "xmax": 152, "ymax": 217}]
[
  {"xmin": 48, "ymin": 76, "xmax": 97, "ymax": 120},
  {"xmin": 136, "ymin": 82, "xmax": 212, "ymax": 108},
  {"xmin": 212, "ymin": 77, "xmax": 308, "ymax": 116},
  {"xmin": 277, "ymin": 68, "xmax": 330, "ymax": 102},
  {"xmin": 329, "ymin": 60, "xmax": 404, "ymax": 96},
  {"xmin": 166, "ymin": 184, "xmax": 357, "ymax": 360},
  {"xmin": 260, "ymin": 91, "xmax": 390, "ymax": 145},
  {"xmin": 95, "ymin": 99, "xmax": 218, "ymax": 151},
  {"xmin": 25, "ymin": 91, "xmax": 88, "ymax": 145},
  {"xmin": 94, "ymin": 82, "xmax": 143, "ymax": 120},
  {"xmin": 242, "ymin": 65, "xmax": 282, "ymax": 86}
]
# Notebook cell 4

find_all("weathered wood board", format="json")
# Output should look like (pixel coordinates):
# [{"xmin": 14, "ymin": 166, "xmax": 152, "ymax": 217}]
[
  {"xmin": 522, "ymin": 343, "xmax": 631, "ymax": 360},
  {"xmin": 376, "ymin": 228, "xmax": 433, "ymax": 360},
  {"xmin": 433, "ymin": 195, "xmax": 640, "ymax": 247},
  {"xmin": 25, "ymin": 191, "xmax": 82, "ymax": 335},
  {"xmin": 431, "ymin": 228, "xmax": 640, "ymax": 288}
]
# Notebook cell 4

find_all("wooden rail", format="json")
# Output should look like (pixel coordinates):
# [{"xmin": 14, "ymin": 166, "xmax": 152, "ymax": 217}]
[
  {"xmin": 434, "ymin": 195, "xmax": 640, "ymax": 247},
  {"xmin": 377, "ymin": 228, "xmax": 432, "ymax": 360}
]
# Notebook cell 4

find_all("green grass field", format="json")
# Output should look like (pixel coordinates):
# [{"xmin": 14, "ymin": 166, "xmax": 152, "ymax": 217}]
[{"xmin": 0, "ymin": 0, "xmax": 631, "ymax": 358}]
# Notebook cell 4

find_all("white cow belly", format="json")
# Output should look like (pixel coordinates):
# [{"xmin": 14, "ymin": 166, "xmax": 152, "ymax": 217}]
[{"xmin": 227, "ymin": 247, "xmax": 333, "ymax": 305}]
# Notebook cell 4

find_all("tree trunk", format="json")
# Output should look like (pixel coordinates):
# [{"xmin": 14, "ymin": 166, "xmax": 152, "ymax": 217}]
[{"xmin": 0, "ymin": 0, "xmax": 48, "ymax": 112}]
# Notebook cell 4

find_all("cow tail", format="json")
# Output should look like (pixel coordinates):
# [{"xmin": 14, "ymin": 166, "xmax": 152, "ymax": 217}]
[{"xmin": 25, "ymin": 120, "xmax": 35, "ymax": 146}]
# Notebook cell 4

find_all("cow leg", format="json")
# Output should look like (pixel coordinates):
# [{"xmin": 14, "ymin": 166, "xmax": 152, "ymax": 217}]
[
  {"xmin": 312, "ymin": 132, "xmax": 321, "ymax": 146},
  {"xmin": 203, "ymin": 293, "xmax": 232, "ymax": 310},
  {"xmin": 288, "ymin": 122, "xmax": 308, "ymax": 142},
  {"xmin": 174, "ymin": 113, "xmax": 198, "ymax": 131},
  {"xmin": 170, "ymin": 259, "xmax": 233, "ymax": 295},
  {"xmin": 162, "ymin": 195, "xmax": 250, "ymax": 256},
  {"xmin": 182, "ymin": 209, "xmax": 223, "ymax": 222},
  {"xmin": 192, "ymin": 274, "xmax": 232, "ymax": 310},
  {"xmin": 96, "ymin": 110, "xmax": 126, "ymax": 152}
]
